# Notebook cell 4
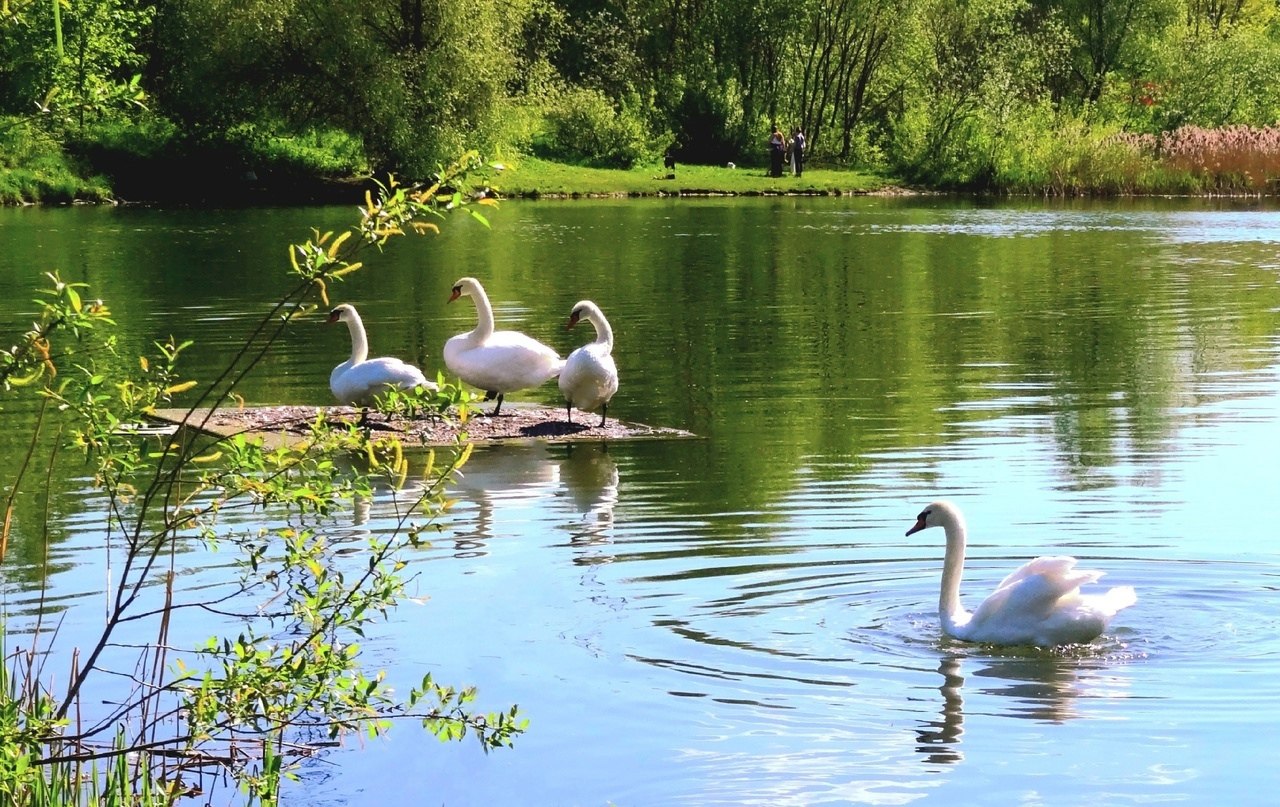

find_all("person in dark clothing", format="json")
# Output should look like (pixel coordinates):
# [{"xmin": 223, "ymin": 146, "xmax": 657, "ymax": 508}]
[{"xmin": 768, "ymin": 124, "xmax": 785, "ymax": 178}]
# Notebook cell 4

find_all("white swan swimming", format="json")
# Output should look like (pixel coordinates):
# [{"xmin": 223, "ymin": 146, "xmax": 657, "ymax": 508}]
[
  {"xmin": 327, "ymin": 303, "xmax": 434, "ymax": 406},
  {"xmin": 906, "ymin": 500, "xmax": 1136, "ymax": 647},
  {"xmin": 559, "ymin": 300, "xmax": 619, "ymax": 426},
  {"xmin": 444, "ymin": 277, "xmax": 564, "ymax": 415}
]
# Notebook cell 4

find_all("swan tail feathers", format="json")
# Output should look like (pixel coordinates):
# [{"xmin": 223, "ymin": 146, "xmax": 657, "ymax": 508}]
[{"xmin": 1098, "ymin": 585, "xmax": 1137, "ymax": 614}]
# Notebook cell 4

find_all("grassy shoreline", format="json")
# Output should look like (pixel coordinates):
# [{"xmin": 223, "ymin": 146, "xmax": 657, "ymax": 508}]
[
  {"xmin": 8, "ymin": 144, "xmax": 1280, "ymax": 206},
  {"xmin": 0, "ymin": 131, "xmax": 902, "ymax": 205},
  {"xmin": 489, "ymin": 156, "xmax": 898, "ymax": 198}
]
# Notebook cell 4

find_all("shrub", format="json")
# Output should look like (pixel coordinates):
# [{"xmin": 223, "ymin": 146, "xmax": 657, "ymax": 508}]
[
  {"xmin": 0, "ymin": 117, "xmax": 112, "ymax": 203},
  {"xmin": 537, "ymin": 88, "xmax": 663, "ymax": 169},
  {"xmin": 254, "ymin": 127, "xmax": 369, "ymax": 177}
]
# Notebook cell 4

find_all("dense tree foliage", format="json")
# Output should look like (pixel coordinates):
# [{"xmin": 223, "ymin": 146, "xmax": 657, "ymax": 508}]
[{"xmin": 3, "ymin": 0, "xmax": 1280, "ymax": 189}]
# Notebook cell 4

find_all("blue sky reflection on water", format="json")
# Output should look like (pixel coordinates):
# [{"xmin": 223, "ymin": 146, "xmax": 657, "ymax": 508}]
[{"xmin": 1, "ymin": 197, "xmax": 1279, "ymax": 805}]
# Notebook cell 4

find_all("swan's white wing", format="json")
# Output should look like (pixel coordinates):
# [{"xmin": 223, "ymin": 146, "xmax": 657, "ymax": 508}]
[
  {"xmin": 971, "ymin": 557, "xmax": 1094, "ymax": 619},
  {"xmin": 362, "ymin": 357, "xmax": 430, "ymax": 386},
  {"xmin": 560, "ymin": 343, "xmax": 619, "ymax": 411},
  {"xmin": 332, "ymin": 358, "xmax": 430, "ymax": 404},
  {"xmin": 995, "ymin": 555, "xmax": 1071, "ymax": 588},
  {"xmin": 446, "ymin": 331, "xmax": 562, "ymax": 392},
  {"xmin": 1086, "ymin": 585, "xmax": 1138, "ymax": 614},
  {"xmin": 965, "ymin": 556, "xmax": 1129, "ymax": 645}
]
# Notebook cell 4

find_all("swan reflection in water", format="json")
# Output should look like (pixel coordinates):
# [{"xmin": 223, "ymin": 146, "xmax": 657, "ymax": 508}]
[
  {"xmin": 446, "ymin": 441, "xmax": 620, "ymax": 562},
  {"xmin": 329, "ymin": 476, "xmax": 434, "ymax": 549},
  {"xmin": 916, "ymin": 651, "xmax": 1132, "ymax": 765},
  {"xmin": 555, "ymin": 442, "xmax": 619, "ymax": 558},
  {"xmin": 916, "ymin": 656, "xmax": 966, "ymax": 765},
  {"xmin": 447, "ymin": 443, "xmax": 562, "ymax": 555},
  {"xmin": 329, "ymin": 442, "xmax": 620, "ymax": 561}
]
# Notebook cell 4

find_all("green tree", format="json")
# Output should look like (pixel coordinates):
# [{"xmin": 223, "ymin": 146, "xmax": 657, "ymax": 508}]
[
  {"xmin": 1140, "ymin": 1, "xmax": 1280, "ymax": 130},
  {"xmin": 1044, "ymin": 0, "xmax": 1178, "ymax": 104},
  {"xmin": 0, "ymin": 0, "xmax": 147, "ymax": 124},
  {"xmin": 887, "ymin": 0, "xmax": 1032, "ymax": 182},
  {"xmin": 148, "ymin": 0, "xmax": 531, "ymax": 176},
  {"xmin": 793, "ymin": 0, "xmax": 908, "ymax": 161}
]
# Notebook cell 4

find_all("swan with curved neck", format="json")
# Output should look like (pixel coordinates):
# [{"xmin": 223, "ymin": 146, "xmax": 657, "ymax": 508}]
[
  {"xmin": 327, "ymin": 303, "xmax": 434, "ymax": 406},
  {"xmin": 559, "ymin": 300, "xmax": 618, "ymax": 426},
  {"xmin": 906, "ymin": 500, "xmax": 1136, "ymax": 647},
  {"xmin": 444, "ymin": 277, "xmax": 563, "ymax": 416}
]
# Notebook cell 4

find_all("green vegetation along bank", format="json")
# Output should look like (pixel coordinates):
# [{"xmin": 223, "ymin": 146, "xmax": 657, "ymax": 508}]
[{"xmin": 7, "ymin": 0, "xmax": 1280, "ymax": 204}]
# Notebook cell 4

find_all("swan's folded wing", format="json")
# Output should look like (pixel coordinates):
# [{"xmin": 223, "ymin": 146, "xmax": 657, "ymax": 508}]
[
  {"xmin": 974, "ymin": 557, "xmax": 1105, "ymax": 622},
  {"xmin": 970, "ymin": 574, "xmax": 1057, "ymax": 624},
  {"xmin": 451, "ymin": 337, "xmax": 562, "ymax": 390},
  {"xmin": 994, "ymin": 555, "xmax": 1100, "ymax": 592}
]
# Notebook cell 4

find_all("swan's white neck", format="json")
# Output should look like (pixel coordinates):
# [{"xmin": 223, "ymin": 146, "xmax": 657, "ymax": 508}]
[
  {"xmin": 937, "ymin": 510, "xmax": 970, "ymax": 634},
  {"xmin": 588, "ymin": 309, "xmax": 613, "ymax": 349},
  {"xmin": 466, "ymin": 284, "xmax": 496, "ymax": 341},
  {"xmin": 343, "ymin": 309, "xmax": 369, "ymax": 365}
]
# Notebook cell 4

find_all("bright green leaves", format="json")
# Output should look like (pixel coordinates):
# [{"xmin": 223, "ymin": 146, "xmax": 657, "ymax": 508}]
[
  {"xmin": 411, "ymin": 673, "xmax": 527, "ymax": 752},
  {"xmin": 0, "ymin": 271, "xmax": 114, "ymax": 391}
]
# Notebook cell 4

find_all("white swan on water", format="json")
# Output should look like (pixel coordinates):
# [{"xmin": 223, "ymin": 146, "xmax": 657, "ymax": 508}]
[
  {"xmin": 327, "ymin": 303, "xmax": 434, "ymax": 405},
  {"xmin": 906, "ymin": 500, "xmax": 1136, "ymax": 647},
  {"xmin": 444, "ymin": 276, "xmax": 563, "ymax": 416},
  {"xmin": 559, "ymin": 300, "xmax": 619, "ymax": 426}
]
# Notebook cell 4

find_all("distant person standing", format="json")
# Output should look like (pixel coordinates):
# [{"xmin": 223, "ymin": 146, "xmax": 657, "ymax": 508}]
[
  {"xmin": 769, "ymin": 124, "xmax": 786, "ymax": 178},
  {"xmin": 791, "ymin": 127, "xmax": 806, "ymax": 177}
]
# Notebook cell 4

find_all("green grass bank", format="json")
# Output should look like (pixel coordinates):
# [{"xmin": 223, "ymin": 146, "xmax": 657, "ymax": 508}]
[
  {"xmin": 8, "ymin": 122, "xmax": 1280, "ymax": 206},
  {"xmin": 489, "ymin": 156, "xmax": 895, "ymax": 198}
]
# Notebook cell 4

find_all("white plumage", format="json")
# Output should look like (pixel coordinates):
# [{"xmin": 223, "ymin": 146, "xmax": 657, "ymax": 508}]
[
  {"xmin": 559, "ymin": 300, "xmax": 619, "ymax": 426},
  {"xmin": 906, "ymin": 500, "xmax": 1136, "ymax": 647},
  {"xmin": 327, "ymin": 303, "xmax": 434, "ymax": 405},
  {"xmin": 443, "ymin": 276, "xmax": 563, "ymax": 416}
]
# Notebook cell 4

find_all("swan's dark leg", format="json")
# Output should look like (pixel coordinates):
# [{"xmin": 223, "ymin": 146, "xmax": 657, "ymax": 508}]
[
  {"xmin": 483, "ymin": 390, "xmax": 498, "ymax": 401},
  {"xmin": 598, "ymin": 403, "xmax": 607, "ymax": 428},
  {"xmin": 491, "ymin": 392, "xmax": 505, "ymax": 417},
  {"xmin": 566, "ymin": 401, "xmax": 573, "ymax": 423}
]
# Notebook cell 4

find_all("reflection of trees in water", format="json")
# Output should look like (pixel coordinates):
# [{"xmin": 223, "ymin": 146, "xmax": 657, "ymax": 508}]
[{"xmin": 916, "ymin": 651, "xmax": 1126, "ymax": 766}]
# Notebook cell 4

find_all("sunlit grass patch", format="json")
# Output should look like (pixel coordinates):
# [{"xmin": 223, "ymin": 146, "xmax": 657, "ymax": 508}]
[{"xmin": 490, "ymin": 155, "xmax": 893, "ymax": 197}]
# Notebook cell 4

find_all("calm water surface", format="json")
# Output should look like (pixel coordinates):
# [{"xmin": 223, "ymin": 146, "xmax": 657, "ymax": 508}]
[{"xmin": 2, "ymin": 197, "xmax": 1280, "ymax": 805}]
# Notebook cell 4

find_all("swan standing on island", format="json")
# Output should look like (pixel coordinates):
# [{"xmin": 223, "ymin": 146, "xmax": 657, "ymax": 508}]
[
  {"xmin": 906, "ymin": 500, "xmax": 1136, "ymax": 647},
  {"xmin": 559, "ymin": 300, "xmax": 619, "ymax": 426},
  {"xmin": 326, "ymin": 303, "xmax": 434, "ymax": 407},
  {"xmin": 444, "ymin": 276, "xmax": 564, "ymax": 416}
]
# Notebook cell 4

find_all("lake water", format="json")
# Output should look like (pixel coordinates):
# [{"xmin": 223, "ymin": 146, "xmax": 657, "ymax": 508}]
[{"xmin": 2, "ymin": 196, "xmax": 1280, "ymax": 805}]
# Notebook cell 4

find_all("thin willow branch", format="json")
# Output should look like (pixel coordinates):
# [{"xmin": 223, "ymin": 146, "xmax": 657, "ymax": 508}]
[{"xmin": 1, "ymin": 395, "xmax": 50, "ymax": 563}]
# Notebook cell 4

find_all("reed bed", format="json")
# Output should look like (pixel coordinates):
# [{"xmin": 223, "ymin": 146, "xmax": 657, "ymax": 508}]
[{"xmin": 1110, "ymin": 124, "xmax": 1280, "ymax": 194}]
